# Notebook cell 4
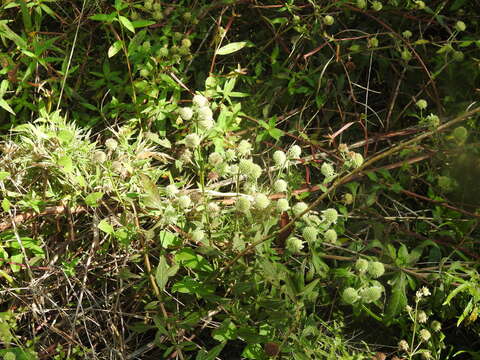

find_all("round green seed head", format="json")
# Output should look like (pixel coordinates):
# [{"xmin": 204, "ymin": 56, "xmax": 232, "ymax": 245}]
[
  {"xmin": 273, "ymin": 179, "xmax": 288, "ymax": 193},
  {"xmin": 342, "ymin": 287, "xmax": 359, "ymax": 305},
  {"xmin": 178, "ymin": 195, "xmax": 192, "ymax": 209},
  {"xmin": 273, "ymin": 150, "xmax": 287, "ymax": 166},
  {"xmin": 324, "ymin": 229, "xmax": 337, "ymax": 243},
  {"xmin": 286, "ymin": 237, "xmax": 304, "ymax": 253},
  {"xmin": 455, "ymin": 21, "xmax": 466, "ymax": 32},
  {"xmin": 178, "ymin": 107, "xmax": 193, "ymax": 121},
  {"xmin": 371, "ymin": 1, "xmax": 383, "ymax": 11},
  {"xmin": 254, "ymin": 193, "xmax": 270, "ymax": 209},
  {"xmin": 292, "ymin": 202, "xmax": 308, "ymax": 217},
  {"xmin": 322, "ymin": 208, "xmax": 338, "ymax": 224},
  {"xmin": 368, "ymin": 261, "xmax": 385, "ymax": 278},
  {"xmin": 323, "ymin": 15, "xmax": 334, "ymax": 26},
  {"xmin": 302, "ymin": 226, "xmax": 318, "ymax": 242},
  {"xmin": 355, "ymin": 258, "xmax": 369, "ymax": 273},
  {"xmin": 287, "ymin": 145, "xmax": 302, "ymax": 159},
  {"xmin": 452, "ymin": 126, "xmax": 468, "ymax": 144},
  {"xmin": 276, "ymin": 198, "xmax": 290, "ymax": 212},
  {"xmin": 236, "ymin": 196, "xmax": 251, "ymax": 213},
  {"xmin": 321, "ymin": 162, "xmax": 335, "ymax": 177},
  {"xmin": 416, "ymin": 99, "xmax": 428, "ymax": 110},
  {"xmin": 359, "ymin": 286, "xmax": 382, "ymax": 303}
]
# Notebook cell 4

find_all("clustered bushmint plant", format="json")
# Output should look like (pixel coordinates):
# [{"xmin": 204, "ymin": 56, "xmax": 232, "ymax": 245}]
[{"xmin": 342, "ymin": 259, "xmax": 386, "ymax": 306}]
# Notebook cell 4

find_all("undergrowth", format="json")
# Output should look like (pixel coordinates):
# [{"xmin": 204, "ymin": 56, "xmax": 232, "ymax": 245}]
[{"xmin": 0, "ymin": 1, "xmax": 479, "ymax": 359}]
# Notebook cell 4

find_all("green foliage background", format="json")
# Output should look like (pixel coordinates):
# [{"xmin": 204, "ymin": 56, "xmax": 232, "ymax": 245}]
[{"xmin": 0, "ymin": 0, "xmax": 479, "ymax": 359}]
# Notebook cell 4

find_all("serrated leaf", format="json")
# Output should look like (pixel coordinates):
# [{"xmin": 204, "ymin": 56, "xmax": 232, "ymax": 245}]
[
  {"xmin": 118, "ymin": 16, "xmax": 135, "ymax": 33},
  {"xmin": 216, "ymin": 41, "xmax": 247, "ymax": 55},
  {"xmin": 84, "ymin": 192, "xmax": 104, "ymax": 207},
  {"xmin": 98, "ymin": 219, "xmax": 114, "ymax": 235},
  {"xmin": 108, "ymin": 40, "xmax": 123, "ymax": 58}
]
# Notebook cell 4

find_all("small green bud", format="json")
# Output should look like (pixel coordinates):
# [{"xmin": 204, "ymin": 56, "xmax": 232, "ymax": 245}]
[
  {"xmin": 371, "ymin": 1, "xmax": 383, "ymax": 11},
  {"xmin": 452, "ymin": 50, "xmax": 464, "ymax": 61},
  {"xmin": 182, "ymin": 38, "xmax": 192, "ymax": 48},
  {"xmin": 425, "ymin": 113, "xmax": 440, "ymax": 128},
  {"xmin": 93, "ymin": 150, "xmax": 107, "ymax": 164},
  {"xmin": 302, "ymin": 226, "xmax": 318, "ymax": 242},
  {"xmin": 342, "ymin": 287, "xmax": 359, "ymax": 305},
  {"xmin": 416, "ymin": 99, "xmax": 428, "ymax": 110},
  {"xmin": 415, "ymin": 0, "xmax": 426, "ymax": 9},
  {"xmin": 173, "ymin": 32, "xmax": 183, "ymax": 41},
  {"xmin": 431, "ymin": 320, "xmax": 442, "ymax": 332},
  {"xmin": 356, "ymin": 0, "xmax": 367, "ymax": 9},
  {"xmin": 183, "ymin": 12, "xmax": 192, "ymax": 21},
  {"xmin": 368, "ymin": 261, "xmax": 385, "ymax": 278},
  {"xmin": 398, "ymin": 339, "xmax": 409, "ymax": 351},
  {"xmin": 402, "ymin": 30, "xmax": 413, "ymax": 38},
  {"xmin": 156, "ymin": 47, "xmax": 169, "ymax": 58},
  {"xmin": 239, "ymin": 159, "xmax": 262, "ymax": 180},
  {"xmin": 273, "ymin": 179, "xmax": 288, "ymax": 193},
  {"xmin": 455, "ymin": 21, "xmax": 466, "ymax": 32},
  {"xmin": 368, "ymin": 37, "xmax": 379, "ymax": 48},
  {"xmin": 343, "ymin": 193, "xmax": 353, "ymax": 205},
  {"xmin": 401, "ymin": 49, "xmax": 412, "ymax": 61},
  {"xmin": 323, "ymin": 15, "xmax": 334, "ymax": 26},
  {"xmin": 355, "ymin": 258, "xmax": 369, "ymax": 273},
  {"xmin": 350, "ymin": 152, "xmax": 364, "ymax": 168}
]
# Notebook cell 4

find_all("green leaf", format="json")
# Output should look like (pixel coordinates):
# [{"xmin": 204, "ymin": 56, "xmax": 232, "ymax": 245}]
[
  {"xmin": 57, "ymin": 155, "xmax": 73, "ymax": 173},
  {"xmin": 98, "ymin": 220, "xmax": 114, "ymax": 235},
  {"xmin": 131, "ymin": 20, "xmax": 155, "ymax": 28},
  {"xmin": 1, "ymin": 198, "xmax": 11, "ymax": 212},
  {"xmin": 195, "ymin": 342, "xmax": 226, "ymax": 360},
  {"xmin": 0, "ymin": 98, "xmax": 15, "ymax": 115},
  {"xmin": 118, "ymin": 16, "xmax": 135, "ymax": 33},
  {"xmin": 108, "ymin": 40, "xmax": 123, "ymax": 58},
  {"xmin": 90, "ymin": 13, "xmax": 116, "ymax": 22},
  {"xmin": 386, "ymin": 272, "xmax": 407, "ymax": 321},
  {"xmin": 155, "ymin": 256, "xmax": 179, "ymax": 291},
  {"xmin": 216, "ymin": 41, "xmax": 247, "ymax": 55},
  {"xmin": 0, "ymin": 171, "xmax": 10, "ymax": 181},
  {"xmin": 0, "ymin": 347, "xmax": 37, "ymax": 360},
  {"xmin": 84, "ymin": 192, "xmax": 104, "ymax": 207}
]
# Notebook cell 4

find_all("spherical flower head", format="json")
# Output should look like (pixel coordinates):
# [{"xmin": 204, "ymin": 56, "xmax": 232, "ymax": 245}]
[
  {"xmin": 359, "ymin": 286, "xmax": 382, "ymax": 303},
  {"xmin": 185, "ymin": 133, "xmax": 201, "ymax": 148},
  {"xmin": 243, "ymin": 181, "xmax": 257, "ymax": 194},
  {"xmin": 416, "ymin": 99, "xmax": 428, "ymax": 110},
  {"xmin": 368, "ymin": 261, "xmax": 385, "ymax": 278},
  {"xmin": 343, "ymin": 193, "xmax": 353, "ymax": 205},
  {"xmin": 292, "ymin": 202, "xmax": 308, "ymax": 217},
  {"xmin": 302, "ymin": 226, "xmax": 318, "ymax": 242},
  {"xmin": 207, "ymin": 202, "xmax": 220, "ymax": 214},
  {"xmin": 342, "ymin": 287, "xmax": 359, "ymax": 305},
  {"xmin": 401, "ymin": 49, "xmax": 412, "ymax": 61},
  {"xmin": 178, "ymin": 195, "xmax": 192, "ymax": 209},
  {"xmin": 355, "ymin": 258, "xmax": 369, "ymax": 274},
  {"xmin": 198, "ymin": 117, "xmax": 215, "ymax": 131},
  {"xmin": 254, "ymin": 193, "xmax": 270, "ymax": 210},
  {"xmin": 368, "ymin": 37, "xmax": 379, "ymax": 48},
  {"xmin": 416, "ymin": 286, "xmax": 431, "ymax": 300},
  {"xmin": 93, "ymin": 150, "xmax": 107, "ymax": 164},
  {"xmin": 208, "ymin": 152, "xmax": 223, "ymax": 167},
  {"xmin": 287, "ymin": 145, "xmax": 301, "ymax": 159},
  {"xmin": 181, "ymin": 38, "xmax": 191, "ymax": 48},
  {"xmin": 239, "ymin": 159, "xmax": 262, "ymax": 180},
  {"xmin": 286, "ymin": 237, "xmax": 304, "ymax": 253},
  {"xmin": 273, "ymin": 150, "xmax": 287, "ymax": 167},
  {"xmin": 455, "ymin": 21, "xmax": 466, "ymax": 32},
  {"xmin": 178, "ymin": 107, "xmax": 193, "ymax": 121},
  {"xmin": 276, "ymin": 198, "xmax": 290, "ymax": 212},
  {"xmin": 425, "ymin": 114, "xmax": 440, "ymax": 128},
  {"xmin": 323, "ymin": 15, "xmax": 334, "ymax": 26},
  {"xmin": 180, "ymin": 148, "xmax": 192, "ymax": 163},
  {"xmin": 350, "ymin": 152, "xmax": 364, "ymax": 168},
  {"xmin": 421, "ymin": 351, "xmax": 432, "ymax": 360},
  {"xmin": 338, "ymin": 143, "xmax": 349, "ymax": 153},
  {"xmin": 430, "ymin": 320, "xmax": 441, "ymax": 332},
  {"xmin": 402, "ymin": 30, "xmax": 413, "ymax": 38},
  {"xmin": 192, "ymin": 94, "xmax": 209, "ymax": 107},
  {"xmin": 197, "ymin": 106, "xmax": 213, "ymax": 121},
  {"xmin": 191, "ymin": 229, "xmax": 205, "ymax": 243},
  {"xmin": 415, "ymin": 0, "xmax": 426, "ymax": 9},
  {"xmin": 398, "ymin": 340, "xmax": 409, "ymax": 352},
  {"xmin": 371, "ymin": 1, "xmax": 382, "ymax": 11},
  {"xmin": 452, "ymin": 126, "xmax": 468, "ymax": 144},
  {"xmin": 321, "ymin": 162, "xmax": 335, "ymax": 177},
  {"xmin": 236, "ymin": 196, "xmax": 251, "ymax": 213},
  {"xmin": 273, "ymin": 179, "xmax": 288, "ymax": 193},
  {"xmin": 323, "ymin": 229, "xmax": 337, "ymax": 243},
  {"xmin": 453, "ymin": 50, "xmax": 465, "ymax": 62},
  {"xmin": 417, "ymin": 310, "xmax": 428, "ymax": 323},
  {"xmin": 237, "ymin": 140, "xmax": 253, "ymax": 157},
  {"xmin": 225, "ymin": 149, "xmax": 236, "ymax": 162},
  {"xmin": 419, "ymin": 329, "xmax": 431, "ymax": 342},
  {"xmin": 165, "ymin": 184, "xmax": 179, "ymax": 197},
  {"xmin": 322, "ymin": 208, "xmax": 338, "ymax": 224},
  {"xmin": 356, "ymin": 0, "xmax": 367, "ymax": 9},
  {"xmin": 156, "ymin": 47, "xmax": 169, "ymax": 58},
  {"xmin": 105, "ymin": 138, "xmax": 118, "ymax": 151}
]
